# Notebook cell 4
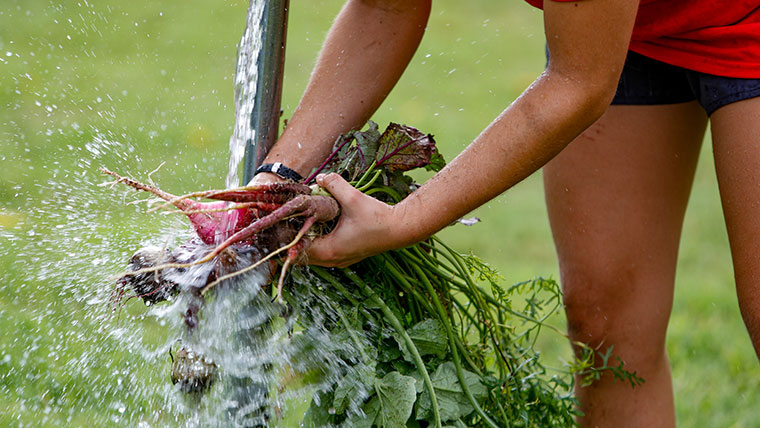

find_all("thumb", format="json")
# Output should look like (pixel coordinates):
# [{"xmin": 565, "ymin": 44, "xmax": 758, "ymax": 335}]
[{"xmin": 316, "ymin": 173, "xmax": 360, "ymax": 203}]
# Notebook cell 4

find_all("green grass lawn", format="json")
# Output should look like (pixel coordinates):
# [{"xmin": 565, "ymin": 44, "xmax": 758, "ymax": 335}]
[{"xmin": 2, "ymin": 0, "xmax": 758, "ymax": 426}]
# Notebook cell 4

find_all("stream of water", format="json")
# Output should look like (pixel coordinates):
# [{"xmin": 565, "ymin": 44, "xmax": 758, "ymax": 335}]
[{"xmin": 225, "ymin": 0, "xmax": 265, "ymax": 190}]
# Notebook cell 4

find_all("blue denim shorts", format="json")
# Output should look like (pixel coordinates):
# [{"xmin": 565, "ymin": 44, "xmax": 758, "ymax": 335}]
[{"xmin": 612, "ymin": 51, "xmax": 760, "ymax": 116}]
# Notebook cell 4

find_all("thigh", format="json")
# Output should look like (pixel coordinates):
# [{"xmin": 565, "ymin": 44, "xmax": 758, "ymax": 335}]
[
  {"xmin": 544, "ymin": 102, "xmax": 707, "ymax": 342},
  {"xmin": 710, "ymin": 96, "xmax": 760, "ymax": 354}
]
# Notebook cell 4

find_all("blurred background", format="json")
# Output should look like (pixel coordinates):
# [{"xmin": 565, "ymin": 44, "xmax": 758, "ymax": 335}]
[{"xmin": 1, "ymin": 0, "xmax": 758, "ymax": 426}]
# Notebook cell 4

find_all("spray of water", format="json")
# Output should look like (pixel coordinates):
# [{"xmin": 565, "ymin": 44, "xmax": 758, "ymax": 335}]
[{"xmin": 2, "ymin": 129, "xmax": 367, "ymax": 428}]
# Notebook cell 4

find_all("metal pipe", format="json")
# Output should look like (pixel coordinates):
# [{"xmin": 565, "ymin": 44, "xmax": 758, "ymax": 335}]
[{"xmin": 242, "ymin": 0, "xmax": 290, "ymax": 184}]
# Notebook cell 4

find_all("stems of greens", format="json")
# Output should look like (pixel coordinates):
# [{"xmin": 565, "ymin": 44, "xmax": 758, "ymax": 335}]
[
  {"xmin": 342, "ymin": 268, "xmax": 443, "ymax": 428},
  {"xmin": 408, "ymin": 262, "xmax": 501, "ymax": 428}
]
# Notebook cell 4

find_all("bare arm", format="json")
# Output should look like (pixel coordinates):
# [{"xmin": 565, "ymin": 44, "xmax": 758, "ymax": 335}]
[
  {"xmin": 260, "ymin": 0, "xmax": 431, "ymax": 178},
  {"xmin": 308, "ymin": 0, "xmax": 640, "ymax": 267}
]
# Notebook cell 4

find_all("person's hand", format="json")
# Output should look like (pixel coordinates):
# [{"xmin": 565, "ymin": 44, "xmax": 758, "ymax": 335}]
[{"xmin": 307, "ymin": 173, "xmax": 405, "ymax": 268}]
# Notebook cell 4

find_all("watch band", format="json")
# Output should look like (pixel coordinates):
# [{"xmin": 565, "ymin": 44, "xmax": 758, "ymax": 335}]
[{"xmin": 254, "ymin": 162, "xmax": 304, "ymax": 182}]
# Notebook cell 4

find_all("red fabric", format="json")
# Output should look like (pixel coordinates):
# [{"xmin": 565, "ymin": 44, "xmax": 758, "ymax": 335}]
[{"xmin": 525, "ymin": 0, "xmax": 760, "ymax": 78}]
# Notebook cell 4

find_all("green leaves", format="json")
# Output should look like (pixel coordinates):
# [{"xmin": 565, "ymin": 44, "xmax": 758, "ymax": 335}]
[
  {"xmin": 395, "ymin": 318, "xmax": 448, "ymax": 362},
  {"xmin": 416, "ymin": 362, "xmax": 487, "ymax": 423},
  {"xmin": 375, "ymin": 372, "xmax": 418, "ymax": 427},
  {"xmin": 340, "ymin": 371, "xmax": 417, "ymax": 428},
  {"xmin": 333, "ymin": 363, "xmax": 376, "ymax": 414}
]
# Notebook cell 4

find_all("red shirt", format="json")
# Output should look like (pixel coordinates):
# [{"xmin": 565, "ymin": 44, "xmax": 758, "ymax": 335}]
[{"xmin": 525, "ymin": 0, "xmax": 760, "ymax": 78}]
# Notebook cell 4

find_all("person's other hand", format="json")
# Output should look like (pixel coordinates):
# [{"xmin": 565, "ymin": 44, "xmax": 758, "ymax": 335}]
[{"xmin": 307, "ymin": 173, "xmax": 404, "ymax": 268}]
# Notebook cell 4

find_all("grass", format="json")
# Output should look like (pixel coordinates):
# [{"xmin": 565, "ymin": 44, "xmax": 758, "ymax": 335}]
[{"xmin": 1, "ymin": 0, "xmax": 758, "ymax": 426}]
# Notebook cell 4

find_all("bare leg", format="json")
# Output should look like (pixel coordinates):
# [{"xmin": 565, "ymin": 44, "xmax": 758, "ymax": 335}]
[
  {"xmin": 544, "ymin": 103, "xmax": 707, "ymax": 427},
  {"xmin": 710, "ymin": 96, "xmax": 760, "ymax": 358}
]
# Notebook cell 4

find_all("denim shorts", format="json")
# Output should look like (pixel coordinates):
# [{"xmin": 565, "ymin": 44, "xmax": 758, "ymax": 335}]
[{"xmin": 612, "ymin": 51, "xmax": 760, "ymax": 116}]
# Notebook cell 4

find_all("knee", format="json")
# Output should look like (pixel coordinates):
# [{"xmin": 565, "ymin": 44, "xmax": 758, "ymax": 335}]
[
  {"xmin": 562, "ymin": 273, "xmax": 615, "ymax": 348},
  {"xmin": 561, "ymin": 265, "xmax": 669, "ymax": 360}
]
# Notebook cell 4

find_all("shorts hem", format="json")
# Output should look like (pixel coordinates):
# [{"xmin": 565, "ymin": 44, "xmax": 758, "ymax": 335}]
[
  {"xmin": 704, "ymin": 88, "xmax": 760, "ymax": 116},
  {"xmin": 610, "ymin": 97, "xmax": 695, "ymax": 106}
]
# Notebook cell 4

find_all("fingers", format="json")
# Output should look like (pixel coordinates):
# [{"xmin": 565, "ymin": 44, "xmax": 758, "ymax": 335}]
[
  {"xmin": 315, "ymin": 173, "xmax": 360, "ymax": 205},
  {"xmin": 308, "ymin": 236, "xmax": 365, "ymax": 268},
  {"xmin": 308, "ymin": 237, "xmax": 343, "ymax": 267},
  {"xmin": 308, "ymin": 174, "xmax": 357, "ymax": 267},
  {"xmin": 306, "ymin": 172, "xmax": 402, "ymax": 267}
]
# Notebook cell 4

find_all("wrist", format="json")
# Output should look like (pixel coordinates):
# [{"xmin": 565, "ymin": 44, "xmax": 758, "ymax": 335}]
[
  {"xmin": 387, "ymin": 200, "xmax": 427, "ymax": 250},
  {"xmin": 263, "ymin": 131, "xmax": 327, "ymax": 178},
  {"xmin": 247, "ymin": 172, "xmax": 284, "ymax": 186}
]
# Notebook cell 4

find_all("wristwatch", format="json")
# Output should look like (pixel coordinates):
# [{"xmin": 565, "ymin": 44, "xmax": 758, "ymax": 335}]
[{"xmin": 254, "ymin": 162, "xmax": 304, "ymax": 182}]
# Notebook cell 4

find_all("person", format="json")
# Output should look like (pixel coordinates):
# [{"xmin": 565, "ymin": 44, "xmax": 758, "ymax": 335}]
[{"xmin": 251, "ymin": 0, "xmax": 760, "ymax": 426}]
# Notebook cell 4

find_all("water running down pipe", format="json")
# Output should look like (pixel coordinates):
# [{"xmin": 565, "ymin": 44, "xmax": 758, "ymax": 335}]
[{"xmin": 242, "ymin": 0, "xmax": 289, "ymax": 185}]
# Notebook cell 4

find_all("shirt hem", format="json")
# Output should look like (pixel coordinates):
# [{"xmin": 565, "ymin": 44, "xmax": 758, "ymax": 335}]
[{"xmin": 629, "ymin": 42, "xmax": 760, "ymax": 79}]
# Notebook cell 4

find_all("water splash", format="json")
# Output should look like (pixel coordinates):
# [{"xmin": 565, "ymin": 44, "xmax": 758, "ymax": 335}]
[
  {"xmin": 1, "ymin": 129, "xmax": 368, "ymax": 427},
  {"xmin": 144, "ymin": 258, "xmax": 372, "ymax": 428},
  {"xmin": 1, "ymin": 129, "xmax": 188, "ymax": 427}
]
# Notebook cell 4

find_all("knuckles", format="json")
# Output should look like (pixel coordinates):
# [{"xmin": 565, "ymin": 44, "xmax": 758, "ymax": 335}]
[{"xmin": 342, "ymin": 189, "xmax": 363, "ymax": 205}]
